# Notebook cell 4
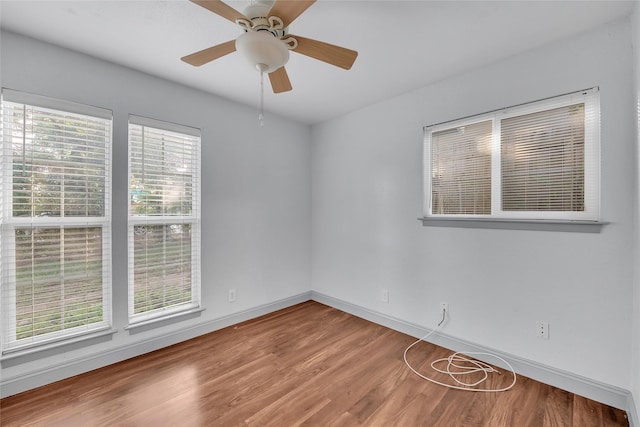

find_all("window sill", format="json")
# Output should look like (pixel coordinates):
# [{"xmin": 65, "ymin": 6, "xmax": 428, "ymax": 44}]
[
  {"xmin": 418, "ymin": 217, "xmax": 607, "ymax": 233},
  {"xmin": 126, "ymin": 307, "xmax": 205, "ymax": 334},
  {"xmin": 1, "ymin": 328, "xmax": 117, "ymax": 366}
]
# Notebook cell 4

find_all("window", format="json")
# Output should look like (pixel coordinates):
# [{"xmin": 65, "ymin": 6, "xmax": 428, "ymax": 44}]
[
  {"xmin": 128, "ymin": 116, "xmax": 201, "ymax": 325},
  {"xmin": 1, "ymin": 89, "xmax": 112, "ymax": 353},
  {"xmin": 424, "ymin": 88, "xmax": 600, "ymax": 221}
]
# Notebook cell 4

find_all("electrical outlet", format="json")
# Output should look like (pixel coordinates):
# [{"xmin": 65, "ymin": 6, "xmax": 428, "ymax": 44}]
[
  {"xmin": 440, "ymin": 302, "xmax": 449, "ymax": 314},
  {"xmin": 228, "ymin": 289, "xmax": 237, "ymax": 303},
  {"xmin": 536, "ymin": 321, "xmax": 549, "ymax": 339},
  {"xmin": 381, "ymin": 289, "xmax": 389, "ymax": 303}
]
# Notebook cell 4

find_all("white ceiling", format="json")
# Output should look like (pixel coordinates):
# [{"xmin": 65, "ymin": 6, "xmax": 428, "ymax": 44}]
[{"xmin": 0, "ymin": 1, "xmax": 635, "ymax": 124}]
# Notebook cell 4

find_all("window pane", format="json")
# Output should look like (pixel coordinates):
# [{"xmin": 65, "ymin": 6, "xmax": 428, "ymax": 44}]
[
  {"xmin": 501, "ymin": 104, "xmax": 585, "ymax": 212},
  {"xmin": 132, "ymin": 224, "xmax": 192, "ymax": 315},
  {"xmin": 14, "ymin": 227, "xmax": 104, "ymax": 340},
  {"xmin": 6, "ymin": 104, "xmax": 108, "ymax": 218},
  {"xmin": 129, "ymin": 126, "xmax": 197, "ymax": 217},
  {"xmin": 431, "ymin": 120, "xmax": 492, "ymax": 215}
]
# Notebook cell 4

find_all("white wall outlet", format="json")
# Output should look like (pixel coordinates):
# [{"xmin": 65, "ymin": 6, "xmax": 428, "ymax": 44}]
[
  {"xmin": 228, "ymin": 289, "xmax": 237, "ymax": 303},
  {"xmin": 440, "ymin": 302, "xmax": 449, "ymax": 314},
  {"xmin": 536, "ymin": 321, "xmax": 549, "ymax": 339},
  {"xmin": 381, "ymin": 289, "xmax": 389, "ymax": 303}
]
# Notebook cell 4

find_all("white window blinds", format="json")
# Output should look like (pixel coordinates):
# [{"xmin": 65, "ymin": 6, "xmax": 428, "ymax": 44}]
[
  {"xmin": 430, "ymin": 120, "xmax": 493, "ymax": 215},
  {"xmin": 1, "ymin": 89, "xmax": 112, "ymax": 352},
  {"xmin": 424, "ymin": 88, "xmax": 600, "ymax": 221},
  {"xmin": 127, "ymin": 115, "xmax": 201, "ymax": 324}
]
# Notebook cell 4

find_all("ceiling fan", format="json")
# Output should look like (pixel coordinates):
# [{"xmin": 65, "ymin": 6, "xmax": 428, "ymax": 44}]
[{"xmin": 181, "ymin": 0, "xmax": 358, "ymax": 94}]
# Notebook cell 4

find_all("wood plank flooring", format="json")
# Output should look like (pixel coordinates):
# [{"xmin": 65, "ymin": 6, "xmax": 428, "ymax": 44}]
[{"xmin": 0, "ymin": 301, "xmax": 629, "ymax": 426}]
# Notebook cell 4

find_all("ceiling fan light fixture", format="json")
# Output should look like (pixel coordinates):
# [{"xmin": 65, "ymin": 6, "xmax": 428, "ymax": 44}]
[
  {"xmin": 235, "ymin": 30, "xmax": 289, "ymax": 73},
  {"xmin": 183, "ymin": 0, "xmax": 358, "ymax": 96}
]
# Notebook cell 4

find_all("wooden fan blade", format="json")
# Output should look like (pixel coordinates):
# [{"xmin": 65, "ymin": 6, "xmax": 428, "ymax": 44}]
[
  {"xmin": 269, "ymin": 67, "xmax": 293, "ymax": 93},
  {"xmin": 181, "ymin": 40, "xmax": 236, "ymax": 66},
  {"xmin": 290, "ymin": 35, "xmax": 358, "ymax": 70},
  {"xmin": 268, "ymin": 0, "xmax": 316, "ymax": 27},
  {"xmin": 190, "ymin": 0, "xmax": 247, "ymax": 24}
]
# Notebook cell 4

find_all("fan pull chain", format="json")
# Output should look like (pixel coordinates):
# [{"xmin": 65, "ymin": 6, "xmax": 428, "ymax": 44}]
[{"xmin": 258, "ymin": 64, "xmax": 266, "ymax": 127}]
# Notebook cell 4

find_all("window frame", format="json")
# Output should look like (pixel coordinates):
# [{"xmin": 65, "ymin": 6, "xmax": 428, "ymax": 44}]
[
  {"xmin": 1, "ymin": 89, "xmax": 113, "ymax": 354},
  {"xmin": 423, "ymin": 88, "xmax": 600, "ymax": 222},
  {"xmin": 127, "ymin": 115, "xmax": 201, "ymax": 326}
]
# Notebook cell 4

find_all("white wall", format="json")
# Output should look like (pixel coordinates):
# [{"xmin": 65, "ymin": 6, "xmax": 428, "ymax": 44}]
[
  {"xmin": 312, "ymin": 17, "xmax": 635, "ymax": 392},
  {"xmin": 632, "ymin": 0, "xmax": 640, "ymax": 422},
  {"xmin": 0, "ymin": 31, "xmax": 311, "ymax": 395}
]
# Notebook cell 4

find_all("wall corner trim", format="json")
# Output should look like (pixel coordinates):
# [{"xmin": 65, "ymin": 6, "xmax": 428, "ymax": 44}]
[{"xmin": 628, "ymin": 392, "xmax": 640, "ymax": 427}]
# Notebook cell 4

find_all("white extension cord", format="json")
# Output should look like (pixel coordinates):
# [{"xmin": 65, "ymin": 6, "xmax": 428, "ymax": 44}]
[{"xmin": 403, "ymin": 308, "xmax": 517, "ymax": 392}]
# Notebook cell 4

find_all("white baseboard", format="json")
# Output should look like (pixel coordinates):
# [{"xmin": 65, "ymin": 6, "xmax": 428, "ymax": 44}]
[
  {"xmin": 310, "ymin": 291, "xmax": 635, "ymax": 419},
  {"xmin": 1, "ymin": 292, "xmax": 312, "ymax": 398}
]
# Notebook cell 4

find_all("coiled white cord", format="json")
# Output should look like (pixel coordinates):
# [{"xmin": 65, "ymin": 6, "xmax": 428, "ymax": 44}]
[{"xmin": 403, "ymin": 309, "xmax": 517, "ymax": 392}]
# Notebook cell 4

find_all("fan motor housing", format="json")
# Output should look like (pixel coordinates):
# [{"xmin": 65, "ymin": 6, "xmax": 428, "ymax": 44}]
[{"xmin": 242, "ymin": 2, "xmax": 287, "ymax": 38}]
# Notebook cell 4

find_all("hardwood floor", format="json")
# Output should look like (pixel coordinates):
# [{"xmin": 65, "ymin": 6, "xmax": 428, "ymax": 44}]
[{"xmin": 0, "ymin": 301, "xmax": 629, "ymax": 426}]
